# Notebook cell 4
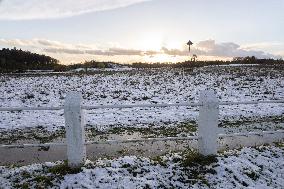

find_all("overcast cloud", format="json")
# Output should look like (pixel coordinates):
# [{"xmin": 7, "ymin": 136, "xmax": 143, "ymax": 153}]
[{"xmin": 0, "ymin": 0, "xmax": 151, "ymax": 20}]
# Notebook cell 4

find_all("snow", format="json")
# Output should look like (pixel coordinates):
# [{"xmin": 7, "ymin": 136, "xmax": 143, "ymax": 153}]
[
  {"xmin": 0, "ymin": 66, "xmax": 283, "ymax": 132},
  {"xmin": 205, "ymin": 64, "xmax": 260, "ymax": 67},
  {"xmin": 0, "ymin": 66, "xmax": 283, "ymax": 188},
  {"xmin": 0, "ymin": 144, "xmax": 283, "ymax": 188},
  {"xmin": 72, "ymin": 67, "xmax": 133, "ymax": 72}
]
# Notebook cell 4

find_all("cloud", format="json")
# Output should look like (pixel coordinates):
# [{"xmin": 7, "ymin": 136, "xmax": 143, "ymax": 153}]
[
  {"xmin": 0, "ymin": 38, "xmax": 282, "ymax": 61},
  {"xmin": 144, "ymin": 50, "xmax": 160, "ymax": 56},
  {"xmin": 39, "ymin": 42, "xmax": 284, "ymax": 60},
  {"xmin": 242, "ymin": 42, "xmax": 284, "ymax": 50},
  {"xmin": 108, "ymin": 48, "xmax": 143, "ymax": 56},
  {"xmin": 36, "ymin": 39, "xmax": 67, "ymax": 48},
  {"xmin": 161, "ymin": 47, "xmax": 188, "ymax": 56},
  {"xmin": 0, "ymin": 38, "xmax": 69, "ymax": 48},
  {"xmin": 85, "ymin": 49, "xmax": 109, "ymax": 56},
  {"xmin": 45, "ymin": 48, "xmax": 84, "ymax": 54},
  {"xmin": 44, "ymin": 47, "xmax": 144, "ymax": 56},
  {"xmin": 0, "ymin": 0, "xmax": 151, "ymax": 20},
  {"xmin": 0, "ymin": 38, "xmax": 35, "ymax": 47},
  {"xmin": 192, "ymin": 40, "xmax": 282, "ymax": 59}
]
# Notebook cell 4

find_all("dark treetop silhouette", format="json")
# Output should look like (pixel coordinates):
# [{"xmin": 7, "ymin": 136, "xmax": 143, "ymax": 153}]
[{"xmin": 187, "ymin": 40, "xmax": 193, "ymax": 53}]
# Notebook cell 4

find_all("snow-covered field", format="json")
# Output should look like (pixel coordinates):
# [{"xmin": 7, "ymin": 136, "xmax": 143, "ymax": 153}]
[
  {"xmin": 0, "ymin": 65, "xmax": 284, "ymax": 188},
  {"xmin": 0, "ymin": 66, "xmax": 283, "ymax": 133},
  {"xmin": 1, "ymin": 143, "xmax": 283, "ymax": 189}
]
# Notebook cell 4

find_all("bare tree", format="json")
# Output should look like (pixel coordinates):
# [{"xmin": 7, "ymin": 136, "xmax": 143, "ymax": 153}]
[{"xmin": 191, "ymin": 54, "xmax": 197, "ymax": 62}]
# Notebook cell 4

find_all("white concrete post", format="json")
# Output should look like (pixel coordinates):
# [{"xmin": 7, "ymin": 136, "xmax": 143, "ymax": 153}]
[
  {"xmin": 64, "ymin": 92, "xmax": 86, "ymax": 168},
  {"xmin": 198, "ymin": 89, "xmax": 219, "ymax": 156}
]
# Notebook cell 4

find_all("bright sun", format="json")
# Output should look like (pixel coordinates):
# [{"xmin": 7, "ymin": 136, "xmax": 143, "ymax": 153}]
[
  {"xmin": 133, "ymin": 32, "xmax": 187, "ymax": 62},
  {"xmin": 137, "ymin": 33, "xmax": 164, "ymax": 51},
  {"xmin": 137, "ymin": 33, "xmax": 183, "ymax": 51}
]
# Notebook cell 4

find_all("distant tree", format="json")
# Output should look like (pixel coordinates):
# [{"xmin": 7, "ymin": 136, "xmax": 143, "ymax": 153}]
[
  {"xmin": 0, "ymin": 48, "xmax": 59, "ymax": 72},
  {"xmin": 0, "ymin": 57, "xmax": 6, "ymax": 72},
  {"xmin": 245, "ymin": 56, "xmax": 257, "ymax": 64},
  {"xmin": 53, "ymin": 64, "xmax": 68, "ymax": 72},
  {"xmin": 97, "ymin": 62, "xmax": 106, "ymax": 68},
  {"xmin": 191, "ymin": 54, "xmax": 197, "ymax": 62}
]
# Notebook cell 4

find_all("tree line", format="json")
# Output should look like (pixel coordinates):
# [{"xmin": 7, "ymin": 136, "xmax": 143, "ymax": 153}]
[
  {"xmin": 0, "ymin": 48, "xmax": 126, "ymax": 72},
  {"xmin": 0, "ymin": 48, "xmax": 283, "ymax": 72},
  {"xmin": 131, "ymin": 56, "xmax": 284, "ymax": 68},
  {"xmin": 0, "ymin": 48, "xmax": 60, "ymax": 72}
]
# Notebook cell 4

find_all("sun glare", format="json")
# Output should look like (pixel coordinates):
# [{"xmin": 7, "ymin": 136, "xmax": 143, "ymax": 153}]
[
  {"xmin": 143, "ymin": 54, "xmax": 186, "ymax": 63},
  {"xmin": 137, "ymin": 33, "xmax": 164, "ymax": 51},
  {"xmin": 165, "ymin": 40, "xmax": 183, "ymax": 50}
]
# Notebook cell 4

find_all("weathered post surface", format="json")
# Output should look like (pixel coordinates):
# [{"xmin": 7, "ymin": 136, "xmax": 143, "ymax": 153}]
[
  {"xmin": 198, "ymin": 89, "xmax": 219, "ymax": 155},
  {"xmin": 64, "ymin": 92, "xmax": 86, "ymax": 168}
]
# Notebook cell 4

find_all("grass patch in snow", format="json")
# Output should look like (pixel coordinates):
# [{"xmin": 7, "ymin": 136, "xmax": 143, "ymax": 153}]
[
  {"xmin": 0, "ymin": 127, "xmax": 65, "ymax": 144},
  {"xmin": 181, "ymin": 150, "xmax": 218, "ymax": 186},
  {"xmin": 99, "ymin": 121, "xmax": 197, "ymax": 137},
  {"xmin": 151, "ymin": 156, "xmax": 167, "ymax": 166},
  {"xmin": 243, "ymin": 170, "xmax": 260, "ymax": 181},
  {"xmin": 2, "ymin": 161, "xmax": 82, "ymax": 189},
  {"xmin": 181, "ymin": 149, "xmax": 218, "ymax": 167},
  {"xmin": 219, "ymin": 115, "xmax": 284, "ymax": 128},
  {"xmin": 274, "ymin": 141, "xmax": 284, "ymax": 148},
  {"xmin": 48, "ymin": 161, "xmax": 81, "ymax": 176}
]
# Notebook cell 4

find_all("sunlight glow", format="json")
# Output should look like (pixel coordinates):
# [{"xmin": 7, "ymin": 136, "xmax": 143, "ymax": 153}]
[
  {"xmin": 164, "ymin": 40, "xmax": 184, "ymax": 50},
  {"xmin": 143, "ymin": 54, "xmax": 186, "ymax": 63},
  {"xmin": 137, "ymin": 32, "xmax": 164, "ymax": 51}
]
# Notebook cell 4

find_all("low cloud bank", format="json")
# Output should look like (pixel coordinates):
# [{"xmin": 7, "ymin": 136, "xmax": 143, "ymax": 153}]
[{"xmin": 0, "ymin": 38, "xmax": 282, "ymax": 60}]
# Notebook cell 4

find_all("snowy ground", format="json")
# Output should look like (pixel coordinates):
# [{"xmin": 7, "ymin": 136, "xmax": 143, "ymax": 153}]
[
  {"xmin": 0, "ymin": 66, "xmax": 283, "ymax": 188},
  {"xmin": 0, "ymin": 143, "xmax": 283, "ymax": 189},
  {"xmin": 0, "ymin": 65, "xmax": 283, "ymax": 144},
  {"xmin": 1, "ymin": 66, "xmax": 283, "ymax": 131}
]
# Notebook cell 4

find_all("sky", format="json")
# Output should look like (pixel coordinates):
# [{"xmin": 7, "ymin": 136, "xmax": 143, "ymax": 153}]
[{"xmin": 0, "ymin": 0, "xmax": 283, "ymax": 64}]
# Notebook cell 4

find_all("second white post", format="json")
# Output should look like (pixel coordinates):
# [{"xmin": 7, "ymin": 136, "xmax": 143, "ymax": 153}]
[{"xmin": 198, "ymin": 89, "xmax": 219, "ymax": 156}]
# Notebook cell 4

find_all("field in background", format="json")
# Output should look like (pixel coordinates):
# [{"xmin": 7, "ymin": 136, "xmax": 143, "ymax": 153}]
[{"xmin": 0, "ymin": 65, "xmax": 283, "ymax": 144}]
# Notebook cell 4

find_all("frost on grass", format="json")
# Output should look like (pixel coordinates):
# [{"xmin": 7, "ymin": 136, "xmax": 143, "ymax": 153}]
[
  {"xmin": 0, "ymin": 144, "xmax": 283, "ymax": 189},
  {"xmin": 0, "ymin": 66, "xmax": 283, "ymax": 132}
]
